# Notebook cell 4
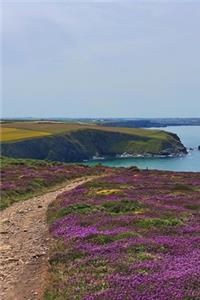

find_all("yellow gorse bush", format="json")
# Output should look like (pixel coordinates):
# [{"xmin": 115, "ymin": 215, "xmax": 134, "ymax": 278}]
[{"xmin": 95, "ymin": 189, "xmax": 122, "ymax": 196}]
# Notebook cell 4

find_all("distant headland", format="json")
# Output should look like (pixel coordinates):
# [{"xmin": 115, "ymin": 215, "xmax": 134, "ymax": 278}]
[{"xmin": 1, "ymin": 120, "xmax": 187, "ymax": 163}]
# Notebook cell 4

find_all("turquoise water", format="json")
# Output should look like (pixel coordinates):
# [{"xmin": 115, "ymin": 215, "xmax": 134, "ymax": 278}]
[{"xmin": 85, "ymin": 126, "xmax": 200, "ymax": 172}]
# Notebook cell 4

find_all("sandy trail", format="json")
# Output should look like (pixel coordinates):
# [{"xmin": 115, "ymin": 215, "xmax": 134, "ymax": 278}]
[{"xmin": 0, "ymin": 176, "xmax": 97, "ymax": 300}]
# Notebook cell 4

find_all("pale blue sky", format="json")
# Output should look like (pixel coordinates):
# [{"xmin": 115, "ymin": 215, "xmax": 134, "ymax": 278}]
[{"xmin": 2, "ymin": 1, "xmax": 200, "ymax": 118}]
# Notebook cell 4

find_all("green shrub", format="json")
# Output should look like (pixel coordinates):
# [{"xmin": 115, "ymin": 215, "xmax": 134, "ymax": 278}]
[
  {"xmin": 136, "ymin": 217, "xmax": 182, "ymax": 228},
  {"xmin": 102, "ymin": 199, "xmax": 144, "ymax": 214},
  {"xmin": 184, "ymin": 204, "xmax": 199, "ymax": 210},
  {"xmin": 172, "ymin": 184, "xmax": 195, "ymax": 192},
  {"xmin": 87, "ymin": 231, "xmax": 138, "ymax": 245},
  {"xmin": 55, "ymin": 203, "xmax": 97, "ymax": 220}
]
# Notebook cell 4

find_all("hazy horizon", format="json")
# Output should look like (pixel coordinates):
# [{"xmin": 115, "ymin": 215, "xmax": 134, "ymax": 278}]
[
  {"xmin": 2, "ymin": 1, "xmax": 200, "ymax": 118},
  {"xmin": 1, "ymin": 116, "xmax": 200, "ymax": 120}
]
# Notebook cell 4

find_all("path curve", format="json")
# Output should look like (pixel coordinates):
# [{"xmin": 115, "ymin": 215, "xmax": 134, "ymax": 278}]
[{"xmin": 0, "ymin": 176, "xmax": 98, "ymax": 300}]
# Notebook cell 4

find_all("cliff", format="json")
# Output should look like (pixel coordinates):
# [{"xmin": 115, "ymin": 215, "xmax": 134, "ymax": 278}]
[{"xmin": 1, "ymin": 127, "xmax": 187, "ymax": 162}]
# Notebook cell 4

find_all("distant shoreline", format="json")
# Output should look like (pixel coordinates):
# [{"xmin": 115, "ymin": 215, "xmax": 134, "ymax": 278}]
[{"xmin": 1, "ymin": 117, "xmax": 200, "ymax": 128}]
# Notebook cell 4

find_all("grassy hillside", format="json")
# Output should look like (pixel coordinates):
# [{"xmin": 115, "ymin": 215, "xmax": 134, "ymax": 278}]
[
  {"xmin": 0, "ymin": 156, "xmax": 105, "ymax": 209},
  {"xmin": 1, "ymin": 122, "xmax": 187, "ymax": 162},
  {"xmin": 46, "ymin": 168, "xmax": 200, "ymax": 299}
]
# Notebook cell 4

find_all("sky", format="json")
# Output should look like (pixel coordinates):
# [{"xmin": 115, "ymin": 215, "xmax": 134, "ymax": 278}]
[{"xmin": 1, "ymin": 1, "xmax": 200, "ymax": 118}]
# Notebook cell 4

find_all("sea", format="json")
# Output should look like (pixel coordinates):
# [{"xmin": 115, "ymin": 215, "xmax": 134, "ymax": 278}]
[{"xmin": 85, "ymin": 126, "xmax": 200, "ymax": 172}]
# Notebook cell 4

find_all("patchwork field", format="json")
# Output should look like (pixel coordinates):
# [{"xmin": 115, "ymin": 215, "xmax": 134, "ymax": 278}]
[
  {"xmin": 47, "ymin": 168, "xmax": 200, "ymax": 300},
  {"xmin": 1, "ymin": 121, "xmax": 176, "ymax": 142}
]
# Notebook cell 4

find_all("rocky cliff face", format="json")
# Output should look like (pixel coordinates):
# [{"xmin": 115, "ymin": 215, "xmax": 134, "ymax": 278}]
[{"xmin": 1, "ymin": 129, "xmax": 187, "ymax": 162}]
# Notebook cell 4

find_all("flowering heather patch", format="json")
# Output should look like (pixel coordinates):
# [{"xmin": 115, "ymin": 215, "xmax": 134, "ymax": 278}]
[
  {"xmin": 0, "ymin": 157, "xmax": 106, "ymax": 209},
  {"xmin": 47, "ymin": 168, "xmax": 200, "ymax": 300}
]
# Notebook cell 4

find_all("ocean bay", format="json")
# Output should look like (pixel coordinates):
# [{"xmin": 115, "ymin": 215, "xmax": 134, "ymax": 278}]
[{"xmin": 86, "ymin": 126, "xmax": 200, "ymax": 172}]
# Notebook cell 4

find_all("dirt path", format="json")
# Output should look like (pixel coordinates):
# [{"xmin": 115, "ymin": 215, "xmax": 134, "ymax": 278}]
[{"xmin": 0, "ymin": 176, "xmax": 97, "ymax": 300}]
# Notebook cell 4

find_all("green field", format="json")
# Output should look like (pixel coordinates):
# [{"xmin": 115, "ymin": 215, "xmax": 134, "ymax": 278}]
[{"xmin": 1, "ymin": 121, "xmax": 168, "ymax": 142}]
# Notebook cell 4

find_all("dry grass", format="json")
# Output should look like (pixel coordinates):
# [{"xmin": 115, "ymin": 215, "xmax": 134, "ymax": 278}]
[{"xmin": 1, "ymin": 127, "xmax": 51, "ymax": 142}]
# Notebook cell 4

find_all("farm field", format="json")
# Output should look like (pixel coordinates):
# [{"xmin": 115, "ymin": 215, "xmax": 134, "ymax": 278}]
[
  {"xmin": 1, "ymin": 127, "xmax": 51, "ymax": 142},
  {"xmin": 1, "ymin": 121, "xmax": 172, "ymax": 142},
  {"xmin": 47, "ymin": 168, "xmax": 200, "ymax": 300}
]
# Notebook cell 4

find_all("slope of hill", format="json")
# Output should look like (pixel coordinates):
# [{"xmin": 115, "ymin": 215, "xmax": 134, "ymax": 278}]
[
  {"xmin": 1, "ymin": 122, "xmax": 187, "ymax": 162},
  {"xmin": 46, "ymin": 168, "xmax": 200, "ymax": 299},
  {"xmin": 0, "ymin": 156, "xmax": 105, "ymax": 209},
  {"xmin": 1, "ymin": 157, "xmax": 199, "ymax": 299}
]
